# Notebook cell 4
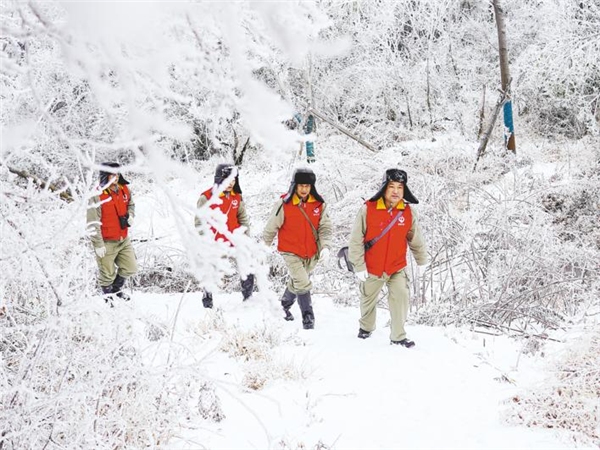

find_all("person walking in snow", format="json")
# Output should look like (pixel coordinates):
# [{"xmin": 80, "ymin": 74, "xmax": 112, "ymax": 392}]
[
  {"xmin": 195, "ymin": 163, "xmax": 254, "ymax": 308},
  {"xmin": 87, "ymin": 162, "xmax": 137, "ymax": 305},
  {"xmin": 348, "ymin": 168, "xmax": 428, "ymax": 347},
  {"xmin": 263, "ymin": 168, "xmax": 332, "ymax": 329}
]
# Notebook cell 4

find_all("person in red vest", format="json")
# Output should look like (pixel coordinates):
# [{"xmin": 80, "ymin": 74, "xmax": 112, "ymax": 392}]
[
  {"xmin": 195, "ymin": 163, "xmax": 254, "ymax": 308},
  {"xmin": 87, "ymin": 162, "xmax": 137, "ymax": 305},
  {"xmin": 348, "ymin": 169, "xmax": 428, "ymax": 347},
  {"xmin": 263, "ymin": 168, "xmax": 332, "ymax": 329}
]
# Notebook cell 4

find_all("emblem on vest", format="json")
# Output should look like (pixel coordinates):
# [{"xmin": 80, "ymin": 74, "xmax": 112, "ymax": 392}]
[
  {"xmin": 397, "ymin": 216, "xmax": 405, "ymax": 226},
  {"xmin": 232, "ymin": 199, "xmax": 239, "ymax": 207},
  {"xmin": 313, "ymin": 207, "xmax": 320, "ymax": 215}
]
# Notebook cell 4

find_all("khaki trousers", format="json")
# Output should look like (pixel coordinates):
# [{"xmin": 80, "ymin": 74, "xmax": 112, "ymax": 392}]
[
  {"xmin": 359, "ymin": 269, "xmax": 410, "ymax": 341},
  {"xmin": 96, "ymin": 238, "xmax": 138, "ymax": 287},
  {"xmin": 281, "ymin": 252, "xmax": 319, "ymax": 295}
]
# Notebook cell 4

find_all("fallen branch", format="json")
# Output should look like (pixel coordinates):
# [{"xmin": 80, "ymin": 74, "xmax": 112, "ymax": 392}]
[
  {"xmin": 6, "ymin": 165, "xmax": 73, "ymax": 202},
  {"xmin": 308, "ymin": 107, "xmax": 378, "ymax": 153},
  {"xmin": 473, "ymin": 90, "xmax": 508, "ymax": 171},
  {"xmin": 469, "ymin": 318, "xmax": 562, "ymax": 342}
]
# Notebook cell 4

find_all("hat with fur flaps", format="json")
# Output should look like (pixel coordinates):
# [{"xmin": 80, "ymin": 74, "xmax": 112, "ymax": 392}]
[
  {"xmin": 214, "ymin": 163, "xmax": 242, "ymax": 194},
  {"xmin": 99, "ymin": 162, "xmax": 129, "ymax": 188},
  {"xmin": 283, "ymin": 167, "xmax": 325, "ymax": 203},
  {"xmin": 368, "ymin": 168, "xmax": 419, "ymax": 204}
]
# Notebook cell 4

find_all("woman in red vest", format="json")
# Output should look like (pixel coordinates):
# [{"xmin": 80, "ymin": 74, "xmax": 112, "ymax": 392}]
[
  {"xmin": 263, "ymin": 168, "xmax": 332, "ymax": 330},
  {"xmin": 348, "ymin": 169, "xmax": 428, "ymax": 347},
  {"xmin": 87, "ymin": 162, "xmax": 137, "ymax": 305},
  {"xmin": 195, "ymin": 164, "xmax": 254, "ymax": 308}
]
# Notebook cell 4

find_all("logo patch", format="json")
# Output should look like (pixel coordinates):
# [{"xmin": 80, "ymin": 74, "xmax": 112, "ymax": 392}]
[
  {"xmin": 232, "ymin": 200, "xmax": 239, "ymax": 207},
  {"xmin": 313, "ymin": 207, "xmax": 320, "ymax": 215},
  {"xmin": 397, "ymin": 216, "xmax": 406, "ymax": 225}
]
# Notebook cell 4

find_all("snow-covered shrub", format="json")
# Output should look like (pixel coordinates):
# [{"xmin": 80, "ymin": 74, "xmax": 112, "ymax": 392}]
[
  {"xmin": 198, "ymin": 318, "xmax": 307, "ymax": 390},
  {"xmin": 0, "ymin": 305, "xmax": 220, "ymax": 448},
  {"xmin": 504, "ymin": 321, "xmax": 600, "ymax": 447},
  {"xmin": 198, "ymin": 381, "xmax": 226, "ymax": 422},
  {"xmin": 243, "ymin": 359, "xmax": 308, "ymax": 391},
  {"xmin": 220, "ymin": 323, "xmax": 281, "ymax": 363}
]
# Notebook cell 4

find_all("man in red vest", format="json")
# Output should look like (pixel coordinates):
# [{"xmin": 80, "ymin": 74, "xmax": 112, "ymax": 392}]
[
  {"xmin": 87, "ymin": 162, "xmax": 137, "ymax": 305},
  {"xmin": 348, "ymin": 169, "xmax": 428, "ymax": 347},
  {"xmin": 263, "ymin": 168, "xmax": 332, "ymax": 329},
  {"xmin": 195, "ymin": 164, "xmax": 254, "ymax": 308}
]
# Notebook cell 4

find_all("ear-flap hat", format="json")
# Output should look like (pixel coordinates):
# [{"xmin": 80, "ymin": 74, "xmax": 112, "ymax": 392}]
[
  {"xmin": 368, "ymin": 168, "xmax": 418, "ymax": 204},
  {"xmin": 283, "ymin": 167, "xmax": 325, "ymax": 203},
  {"xmin": 214, "ymin": 163, "xmax": 242, "ymax": 194},
  {"xmin": 99, "ymin": 162, "xmax": 129, "ymax": 188}
]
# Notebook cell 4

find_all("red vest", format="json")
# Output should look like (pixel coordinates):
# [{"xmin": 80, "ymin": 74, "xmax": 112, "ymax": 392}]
[
  {"xmin": 364, "ymin": 200, "xmax": 413, "ymax": 277},
  {"xmin": 100, "ymin": 185, "xmax": 131, "ymax": 241},
  {"xmin": 202, "ymin": 189, "xmax": 241, "ymax": 244},
  {"xmin": 278, "ymin": 194, "xmax": 323, "ymax": 259}
]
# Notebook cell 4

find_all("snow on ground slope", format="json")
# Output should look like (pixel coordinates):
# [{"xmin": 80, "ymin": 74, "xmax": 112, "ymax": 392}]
[{"xmin": 117, "ymin": 290, "xmax": 571, "ymax": 450}]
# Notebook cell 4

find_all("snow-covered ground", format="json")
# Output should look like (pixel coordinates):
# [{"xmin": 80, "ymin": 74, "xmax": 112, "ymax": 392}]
[
  {"xmin": 109, "ymin": 140, "xmax": 597, "ymax": 449},
  {"xmin": 105, "ymin": 289, "xmax": 571, "ymax": 450}
]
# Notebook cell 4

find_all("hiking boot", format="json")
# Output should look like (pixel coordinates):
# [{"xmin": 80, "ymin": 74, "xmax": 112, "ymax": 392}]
[
  {"xmin": 302, "ymin": 311, "xmax": 315, "ymax": 330},
  {"xmin": 390, "ymin": 338, "xmax": 415, "ymax": 348},
  {"xmin": 101, "ymin": 285, "xmax": 115, "ymax": 308},
  {"xmin": 357, "ymin": 328, "xmax": 372, "ymax": 339},
  {"xmin": 202, "ymin": 291, "xmax": 213, "ymax": 309},
  {"xmin": 241, "ymin": 274, "xmax": 255, "ymax": 301},
  {"xmin": 281, "ymin": 288, "xmax": 296, "ymax": 321},
  {"xmin": 298, "ymin": 292, "xmax": 315, "ymax": 329},
  {"xmin": 111, "ymin": 274, "xmax": 131, "ymax": 301}
]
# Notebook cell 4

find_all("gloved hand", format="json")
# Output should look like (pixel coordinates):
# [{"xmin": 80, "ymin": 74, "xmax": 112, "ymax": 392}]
[
  {"xmin": 319, "ymin": 248, "xmax": 330, "ymax": 263},
  {"xmin": 95, "ymin": 246, "xmax": 107, "ymax": 258},
  {"xmin": 127, "ymin": 215, "xmax": 134, "ymax": 227},
  {"xmin": 355, "ymin": 270, "xmax": 369, "ymax": 282}
]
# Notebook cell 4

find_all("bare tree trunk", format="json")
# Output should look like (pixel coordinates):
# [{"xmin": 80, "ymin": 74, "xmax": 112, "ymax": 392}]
[
  {"xmin": 405, "ymin": 92, "xmax": 413, "ymax": 129},
  {"xmin": 493, "ymin": 0, "xmax": 516, "ymax": 153},
  {"xmin": 477, "ymin": 84, "xmax": 487, "ymax": 140},
  {"xmin": 426, "ymin": 56, "xmax": 433, "ymax": 132}
]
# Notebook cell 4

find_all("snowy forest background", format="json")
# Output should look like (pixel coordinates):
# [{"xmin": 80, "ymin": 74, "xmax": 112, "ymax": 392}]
[{"xmin": 1, "ymin": 0, "xmax": 599, "ymax": 449}]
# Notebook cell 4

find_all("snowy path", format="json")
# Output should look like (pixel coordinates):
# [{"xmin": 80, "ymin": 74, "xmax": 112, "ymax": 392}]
[{"xmin": 132, "ymin": 291, "xmax": 569, "ymax": 450}]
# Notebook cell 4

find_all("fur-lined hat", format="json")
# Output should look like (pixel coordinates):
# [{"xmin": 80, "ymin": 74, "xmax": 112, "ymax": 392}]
[
  {"xmin": 99, "ymin": 162, "xmax": 129, "ymax": 188},
  {"xmin": 368, "ymin": 168, "xmax": 418, "ymax": 204},
  {"xmin": 283, "ymin": 167, "xmax": 324, "ymax": 203},
  {"xmin": 214, "ymin": 163, "xmax": 242, "ymax": 194}
]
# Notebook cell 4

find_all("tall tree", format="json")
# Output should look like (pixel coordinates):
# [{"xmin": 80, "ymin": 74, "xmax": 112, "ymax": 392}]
[{"xmin": 493, "ymin": 0, "xmax": 516, "ymax": 153}]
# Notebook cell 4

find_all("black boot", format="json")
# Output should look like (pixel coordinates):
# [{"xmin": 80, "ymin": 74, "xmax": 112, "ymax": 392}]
[
  {"xmin": 241, "ymin": 274, "xmax": 255, "ymax": 301},
  {"xmin": 358, "ymin": 328, "xmax": 372, "ymax": 339},
  {"xmin": 202, "ymin": 291, "xmax": 213, "ymax": 309},
  {"xmin": 111, "ymin": 274, "xmax": 130, "ymax": 301},
  {"xmin": 281, "ymin": 288, "xmax": 296, "ymax": 321},
  {"xmin": 297, "ymin": 292, "xmax": 315, "ymax": 330},
  {"xmin": 101, "ymin": 285, "xmax": 115, "ymax": 307},
  {"xmin": 302, "ymin": 311, "xmax": 315, "ymax": 330},
  {"xmin": 391, "ymin": 338, "xmax": 415, "ymax": 348}
]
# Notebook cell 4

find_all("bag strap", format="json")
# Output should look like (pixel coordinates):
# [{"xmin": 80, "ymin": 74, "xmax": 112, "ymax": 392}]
[
  {"xmin": 298, "ymin": 202, "xmax": 322, "ymax": 255},
  {"xmin": 364, "ymin": 208, "xmax": 406, "ymax": 252}
]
